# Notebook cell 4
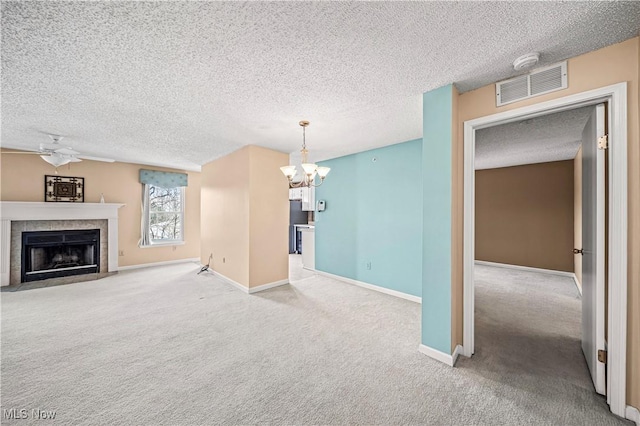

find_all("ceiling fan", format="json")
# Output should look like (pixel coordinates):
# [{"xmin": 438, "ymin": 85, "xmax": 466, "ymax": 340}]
[{"xmin": 3, "ymin": 135, "xmax": 115, "ymax": 170}]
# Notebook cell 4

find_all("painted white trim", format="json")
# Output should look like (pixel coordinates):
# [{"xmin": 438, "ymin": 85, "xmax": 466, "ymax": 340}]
[
  {"xmin": 474, "ymin": 260, "xmax": 575, "ymax": 277},
  {"xmin": 452, "ymin": 344, "xmax": 463, "ymax": 366},
  {"xmin": 573, "ymin": 274, "xmax": 582, "ymax": 296},
  {"xmin": 1, "ymin": 220, "xmax": 11, "ymax": 286},
  {"xmin": 0, "ymin": 202, "xmax": 124, "ymax": 221},
  {"xmin": 118, "ymin": 257, "xmax": 199, "ymax": 271},
  {"xmin": 206, "ymin": 268, "xmax": 289, "ymax": 294},
  {"xmin": 139, "ymin": 241, "xmax": 186, "ymax": 248},
  {"xmin": 315, "ymin": 269, "xmax": 421, "ymax": 304},
  {"xmin": 463, "ymin": 117, "xmax": 476, "ymax": 357},
  {"xmin": 247, "ymin": 279, "xmax": 289, "ymax": 294},
  {"xmin": 463, "ymin": 82, "xmax": 627, "ymax": 417},
  {"xmin": 418, "ymin": 344, "xmax": 463, "ymax": 367},
  {"xmin": 606, "ymin": 85, "xmax": 628, "ymax": 417},
  {"xmin": 207, "ymin": 268, "xmax": 249, "ymax": 293},
  {"xmin": 626, "ymin": 405, "xmax": 640, "ymax": 426}
]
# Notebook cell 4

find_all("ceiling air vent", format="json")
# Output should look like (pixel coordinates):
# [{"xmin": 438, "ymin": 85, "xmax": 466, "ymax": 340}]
[{"xmin": 496, "ymin": 62, "xmax": 567, "ymax": 107}]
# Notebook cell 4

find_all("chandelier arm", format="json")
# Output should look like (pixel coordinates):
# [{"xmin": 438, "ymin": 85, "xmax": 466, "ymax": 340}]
[{"xmin": 309, "ymin": 178, "xmax": 325, "ymax": 188}]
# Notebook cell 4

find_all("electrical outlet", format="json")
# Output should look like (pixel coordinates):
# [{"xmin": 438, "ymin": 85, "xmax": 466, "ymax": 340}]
[
  {"xmin": 223, "ymin": 257, "xmax": 225, "ymax": 263},
  {"xmin": 366, "ymin": 261, "xmax": 371, "ymax": 270},
  {"xmin": 119, "ymin": 250, "xmax": 124, "ymax": 256}
]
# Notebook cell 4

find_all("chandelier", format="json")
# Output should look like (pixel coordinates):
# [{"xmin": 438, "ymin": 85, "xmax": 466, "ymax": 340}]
[{"xmin": 280, "ymin": 120, "xmax": 330, "ymax": 187}]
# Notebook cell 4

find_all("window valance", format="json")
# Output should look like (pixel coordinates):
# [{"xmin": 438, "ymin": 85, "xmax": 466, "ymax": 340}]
[{"xmin": 139, "ymin": 169, "xmax": 188, "ymax": 187}]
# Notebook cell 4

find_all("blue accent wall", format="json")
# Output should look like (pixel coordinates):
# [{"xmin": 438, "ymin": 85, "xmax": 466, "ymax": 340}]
[
  {"xmin": 421, "ymin": 85, "xmax": 453, "ymax": 353},
  {"xmin": 315, "ymin": 139, "xmax": 423, "ymax": 297}
]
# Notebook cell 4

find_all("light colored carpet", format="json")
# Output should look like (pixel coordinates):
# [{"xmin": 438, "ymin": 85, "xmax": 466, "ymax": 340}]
[{"xmin": 0, "ymin": 261, "xmax": 629, "ymax": 425}]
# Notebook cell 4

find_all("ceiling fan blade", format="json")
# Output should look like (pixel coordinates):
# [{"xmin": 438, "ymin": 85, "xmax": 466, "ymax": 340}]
[
  {"xmin": 40, "ymin": 142, "xmax": 61, "ymax": 151},
  {"xmin": 55, "ymin": 147, "xmax": 80, "ymax": 155},
  {"xmin": 77, "ymin": 155, "xmax": 115, "ymax": 163},
  {"xmin": 2, "ymin": 151, "xmax": 43, "ymax": 155}
]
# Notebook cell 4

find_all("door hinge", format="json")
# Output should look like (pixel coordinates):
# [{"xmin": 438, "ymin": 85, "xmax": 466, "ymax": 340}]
[
  {"xmin": 598, "ymin": 349, "xmax": 607, "ymax": 364},
  {"xmin": 598, "ymin": 135, "xmax": 608, "ymax": 150}
]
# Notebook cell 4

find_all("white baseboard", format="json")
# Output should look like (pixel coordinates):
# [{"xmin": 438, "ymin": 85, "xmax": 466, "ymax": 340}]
[
  {"xmin": 474, "ymin": 260, "xmax": 575, "ymax": 277},
  {"xmin": 206, "ymin": 268, "xmax": 288, "ymax": 294},
  {"xmin": 207, "ymin": 268, "xmax": 248, "ymax": 292},
  {"xmin": 452, "ymin": 344, "xmax": 463, "ymax": 365},
  {"xmin": 118, "ymin": 257, "xmax": 200, "ymax": 271},
  {"xmin": 418, "ymin": 344, "xmax": 463, "ymax": 367},
  {"xmin": 626, "ymin": 405, "xmax": 640, "ymax": 425},
  {"xmin": 572, "ymin": 273, "xmax": 582, "ymax": 295},
  {"xmin": 248, "ymin": 279, "xmax": 289, "ymax": 294},
  {"xmin": 314, "ymin": 269, "xmax": 421, "ymax": 304}
]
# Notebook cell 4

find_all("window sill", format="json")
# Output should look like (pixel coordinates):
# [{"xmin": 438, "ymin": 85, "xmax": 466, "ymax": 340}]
[{"xmin": 139, "ymin": 241, "xmax": 185, "ymax": 249}]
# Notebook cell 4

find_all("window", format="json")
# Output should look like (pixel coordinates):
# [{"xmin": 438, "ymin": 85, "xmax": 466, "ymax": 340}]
[
  {"xmin": 138, "ymin": 169, "xmax": 188, "ymax": 247},
  {"xmin": 148, "ymin": 185, "xmax": 184, "ymax": 243}
]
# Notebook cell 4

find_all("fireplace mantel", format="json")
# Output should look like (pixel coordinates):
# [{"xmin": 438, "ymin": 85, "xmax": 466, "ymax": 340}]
[
  {"xmin": 0, "ymin": 202, "xmax": 125, "ymax": 286},
  {"xmin": 0, "ymin": 202, "xmax": 123, "ymax": 221}
]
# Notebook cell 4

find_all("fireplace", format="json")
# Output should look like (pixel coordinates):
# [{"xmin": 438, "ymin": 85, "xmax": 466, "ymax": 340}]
[
  {"xmin": 0, "ymin": 202, "xmax": 124, "ymax": 287},
  {"xmin": 21, "ymin": 229, "xmax": 100, "ymax": 282}
]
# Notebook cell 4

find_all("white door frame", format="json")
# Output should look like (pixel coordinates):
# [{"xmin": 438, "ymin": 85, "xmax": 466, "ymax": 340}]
[{"xmin": 462, "ymin": 83, "xmax": 628, "ymax": 417}]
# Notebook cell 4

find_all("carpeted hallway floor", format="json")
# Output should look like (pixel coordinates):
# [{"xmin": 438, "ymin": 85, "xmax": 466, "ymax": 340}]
[{"xmin": 0, "ymin": 261, "xmax": 629, "ymax": 425}]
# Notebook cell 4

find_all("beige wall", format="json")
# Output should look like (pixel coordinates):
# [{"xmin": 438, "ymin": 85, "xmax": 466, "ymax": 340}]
[
  {"xmin": 200, "ymin": 147, "xmax": 250, "ymax": 285},
  {"xmin": 200, "ymin": 145, "xmax": 288, "ymax": 289},
  {"xmin": 456, "ymin": 36, "xmax": 640, "ymax": 407},
  {"xmin": 574, "ymin": 147, "xmax": 583, "ymax": 288},
  {"xmin": 0, "ymin": 150, "xmax": 201, "ymax": 267},
  {"xmin": 451, "ymin": 85, "xmax": 463, "ymax": 352},
  {"xmin": 475, "ymin": 161, "xmax": 575, "ymax": 272},
  {"xmin": 248, "ymin": 146, "xmax": 289, "ymax": 288}
]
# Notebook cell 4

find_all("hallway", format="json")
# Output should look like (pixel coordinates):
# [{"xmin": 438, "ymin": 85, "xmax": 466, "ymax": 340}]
[{"xmin": 456, "ymin": 264, "xmax": 626, "ymax": 423}]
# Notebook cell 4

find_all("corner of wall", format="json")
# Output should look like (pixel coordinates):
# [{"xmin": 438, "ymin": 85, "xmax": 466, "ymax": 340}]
[
  {"xmin": 247, "ymin": 145, "xmax": 289, "ymax": 288},
  {"xmin": 451, "ymin": 84, "xmax": 464, "ymax": 352},
  {"xmin": 200, "ymin": 147, "xmax": 251, "ymax": 287},
  {"xmin": 421, "ymin": 84, "xmax": 454, "ymax": 354}
]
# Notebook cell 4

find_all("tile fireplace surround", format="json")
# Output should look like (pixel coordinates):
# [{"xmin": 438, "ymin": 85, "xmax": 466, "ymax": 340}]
[{"xmin": 0, "ymin": 202, "xmax": 124, "ymax": 287}]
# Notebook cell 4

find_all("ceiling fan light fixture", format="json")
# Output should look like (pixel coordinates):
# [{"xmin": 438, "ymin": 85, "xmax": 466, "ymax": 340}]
[{"xmin": 40, "ymin": 153, "xmax": 71, "ymax": 167}]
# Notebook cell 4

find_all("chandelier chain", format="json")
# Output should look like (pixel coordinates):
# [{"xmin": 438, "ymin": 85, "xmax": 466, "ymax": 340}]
[{"xmin": 302, "ymin": 125, "xmax": 306, "ymax": 150}]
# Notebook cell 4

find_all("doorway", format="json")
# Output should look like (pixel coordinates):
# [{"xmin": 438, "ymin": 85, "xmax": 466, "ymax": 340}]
[
  {"xmin": 462, "ymin": 83, "xmax": 628, "ymax": 416},
  {"xmin": 287, "ymin": 194, "xmax": 315, "ymax": 283},
  {"xmin": 471, "ymin": 104, "xmax": 605, "ymax": 403}
]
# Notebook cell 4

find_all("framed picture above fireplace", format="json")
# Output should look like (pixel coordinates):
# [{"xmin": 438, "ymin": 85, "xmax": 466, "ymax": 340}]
[{"xmin": 44, "ymin": 175, "xmax": 84, "ymax": 202}]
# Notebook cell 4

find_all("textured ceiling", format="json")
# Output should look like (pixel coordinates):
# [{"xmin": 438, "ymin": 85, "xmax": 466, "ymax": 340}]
[
  {"xmin": 475, "ymin": 106, "xmax": 594, "ymax": 170},
  {"xmin": 2, "ymin": 2, "xmax": 639, "ymax": 171}
]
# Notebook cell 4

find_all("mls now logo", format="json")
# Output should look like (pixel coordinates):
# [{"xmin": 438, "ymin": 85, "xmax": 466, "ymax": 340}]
[
  {"xmin": 3, "ymin": 408, "xmax": 57, "ymax": 420},
  {"xmin": 3, "ymin": 409, "xmax": 27, "ymax": 419}
]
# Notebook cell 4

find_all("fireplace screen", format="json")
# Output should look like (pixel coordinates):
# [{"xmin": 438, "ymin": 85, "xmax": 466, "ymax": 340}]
[{"xmin": 22, "ymin": 229, "xmax": 100, "ymax": 282}]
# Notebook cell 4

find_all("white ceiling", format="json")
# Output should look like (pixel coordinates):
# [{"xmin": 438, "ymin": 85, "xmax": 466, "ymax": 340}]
[
  {"xmin": 2, "ymin": 2, "xmax": 639, "ymax": 171},
  {"xmin": 475, "ymin": 106, "xmax": 594, "ymax": 170}
]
